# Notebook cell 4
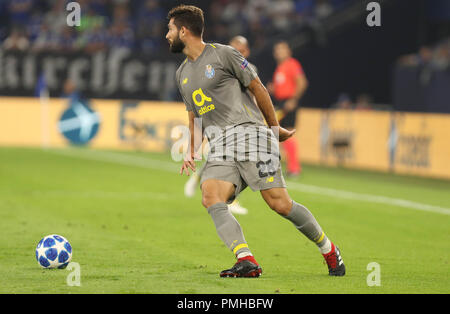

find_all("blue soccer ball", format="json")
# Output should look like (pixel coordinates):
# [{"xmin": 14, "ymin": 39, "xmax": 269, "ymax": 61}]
[{"xmin": 35, "ymin": 234, "xmax": 72, "ymax": 269}]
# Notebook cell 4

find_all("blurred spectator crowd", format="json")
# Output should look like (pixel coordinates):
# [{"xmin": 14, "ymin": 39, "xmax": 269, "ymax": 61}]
[
  {"xmin": 331, "ymin": 93, "xmax": 377, "ymax": 111},
  {"xmin": 330, "ymin": 37, "xmax": 450, "ymax": 111},
  {"xmin": 0, "ymin": 0, "xmax": 353, "ymax": 54},
  {"xmin": 398, "ymin": 38, "xmax": 450, "ymax": 73}
]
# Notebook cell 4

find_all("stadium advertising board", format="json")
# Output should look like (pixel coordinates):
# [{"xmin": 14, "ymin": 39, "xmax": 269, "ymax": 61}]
[
  {"xmin": 0, "ymin": 49, "xmax": 181, "ymax": 101},
  {"xmin": 296, "ymin": 108, "xmax": 450, "ymax": 179},
  {"xmin": 0, "ymin": 97, "xmax": 187, "ymax": 152},
  {"xmin": 0, "ymin": 97, "xmax": 448, "ymax": 179}
]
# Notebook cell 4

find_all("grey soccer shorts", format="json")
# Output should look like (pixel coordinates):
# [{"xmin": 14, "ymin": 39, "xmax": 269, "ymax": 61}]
[{"xmin": 199, "ymin": 156, "xmax": 287, "ymax": 204}]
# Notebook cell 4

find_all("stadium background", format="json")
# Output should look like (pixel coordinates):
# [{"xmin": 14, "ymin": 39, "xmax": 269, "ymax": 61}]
[
  {"xmin": 0, "ymin": 0, "xmax": 449, "ymax": 295},
  {"xmin": 0, "ymin": 0, "xmax": 449, "ymax": 178}
]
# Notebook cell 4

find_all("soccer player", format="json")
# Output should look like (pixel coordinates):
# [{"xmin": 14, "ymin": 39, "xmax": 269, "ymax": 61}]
[
  {"xmin": 184, "ymin": 35, "xmax": 260, "ymax": 216},
  {"xmin": 166, "ymin": 5, "xmax": 345, "ymax": 277},
  {"xmin": 268, "ymin": 41, "xmax": 308, "ymax": 177}
]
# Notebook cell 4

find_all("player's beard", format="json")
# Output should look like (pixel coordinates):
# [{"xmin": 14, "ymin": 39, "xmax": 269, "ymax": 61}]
[{"xmin": 169, "ymin": 34, "xmax": 185, "ymax": 53}]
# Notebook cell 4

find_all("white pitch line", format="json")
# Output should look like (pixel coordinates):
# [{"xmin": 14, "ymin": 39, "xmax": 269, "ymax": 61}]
[
  {"xmin": 287, "ymin": 182, "xmax": 450, "ymax": 216},
  {"xmin": 27, "ymin": 189, "xmax": 173, "ymax": 201},
  {"xmin": 50, "ymin": 148, "xmax": 176, "ymax": 173},
  {"xmin": 47, "ymin": 148, "xmax": 450, "ymax": 216}
]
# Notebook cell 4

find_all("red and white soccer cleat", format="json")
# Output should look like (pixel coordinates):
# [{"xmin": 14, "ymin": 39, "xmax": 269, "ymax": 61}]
[{"xmin": 322, "ymin": 243, "xmax": 346, "ymax": 276}]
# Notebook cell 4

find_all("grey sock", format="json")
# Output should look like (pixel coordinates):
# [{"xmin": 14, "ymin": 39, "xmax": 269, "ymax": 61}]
[
  {"xmin": 284, "ymin": 201, "xmax": 328, "ymax": 247},
  {"xmin": 207, "ymin": 202, "xmax": 251, "ymax": 256}
]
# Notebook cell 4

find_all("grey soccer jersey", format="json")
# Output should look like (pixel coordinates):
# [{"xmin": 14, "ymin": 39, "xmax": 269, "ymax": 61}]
[
  {"xmin": 175, "ymin": 43, "xmax": 275, "ymax": 161},
  {"xmin": 176, "ymin": 43, "xmax": 264, "ymax": 125}
]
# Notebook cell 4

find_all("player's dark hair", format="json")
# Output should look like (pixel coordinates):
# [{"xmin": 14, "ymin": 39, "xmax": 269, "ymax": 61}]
[{"xmin": 167, "ymin": 5, "xmax": 204, "ymax": 38}]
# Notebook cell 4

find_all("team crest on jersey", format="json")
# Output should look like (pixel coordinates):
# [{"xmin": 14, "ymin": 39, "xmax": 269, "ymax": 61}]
[{"xmin": 205, "ymin": 64, "xmax": 215, "ymax": 79}]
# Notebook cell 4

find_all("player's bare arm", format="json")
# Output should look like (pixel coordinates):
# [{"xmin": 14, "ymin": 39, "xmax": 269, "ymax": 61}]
[
  {"xmin": 247, "ymin": 77, "xmax": 296, "ymax": 142},
  {"xmin": 180, "ymin": 111, "xmax": 197, "ymax": 176}
]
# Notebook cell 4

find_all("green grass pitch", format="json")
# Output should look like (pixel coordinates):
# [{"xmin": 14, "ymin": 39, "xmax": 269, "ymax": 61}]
[{"xmin": 0, "ymin": 147, "xmax": 449, "ymax": 294}]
